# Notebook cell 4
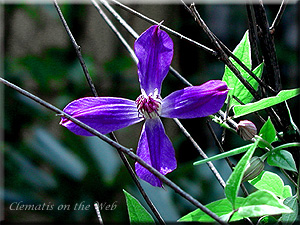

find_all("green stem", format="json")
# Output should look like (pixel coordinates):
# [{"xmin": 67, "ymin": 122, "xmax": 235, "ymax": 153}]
[
  {"xmin": 194, "ymin": 143, "xmax": 254, "ymax": 166},
  {"xmin": 209, "ymin": 115, "xmax": 236, "ymax": 133},
  {"xmin": 272, "ymin": 142, "xmax": 300, "ymax": 152}
]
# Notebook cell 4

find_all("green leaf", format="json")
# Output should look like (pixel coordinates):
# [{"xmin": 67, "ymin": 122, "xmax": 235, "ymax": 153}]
[
  {"xmin": 225, "ymin": 138, "xmax": 259, "ymax": 208},
  {"xmin": 258, "ymin": 117, "xmax": 276, "ymax": 148},
  {"xmin": 233, "ymin": 88, "xmax": 300, "ymax": 118},
  {"xmin": 249, "ymin": 171, "xmax": 287, "ymax": 198},
  {"xmin": 193, "ymin": 143, "xmax": 253, "ymax": 166},
  {"xmin": 123, "ymin": 190, "xmax": 155, "ymax": 224},
  {"xmin": 245, "ymin": 62, "xmax": 264, "ymax": 103},
  {"xmin": 280, "ymin": 195, "xmax": 298, "ymax": 224},
  {"xmin": 232, "ymin": 62, "xmax": 264, "ymax": 105},
  {"xmin": 178, "ymin": 198, "xmax": 245, "ymax": 223},
  {"xmin": 267, "ymin": 150, "xmax": 297, "ymax": 172},
  {"xmin": 237, "ymin": 190, "xmax": 293, "ymax": 218},
  {"xmin": 282, "ymin": 185, "xmax": 292, "ymax": 199},
  {"xmin": 223, "ymin": 30, "xmax": 257, "ymax": 106}
]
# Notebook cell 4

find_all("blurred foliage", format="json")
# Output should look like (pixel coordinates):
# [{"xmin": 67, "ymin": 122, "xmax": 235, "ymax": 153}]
[{"xmin": 2, "ymin": 3, "xmax": 299, "ymax": 223}]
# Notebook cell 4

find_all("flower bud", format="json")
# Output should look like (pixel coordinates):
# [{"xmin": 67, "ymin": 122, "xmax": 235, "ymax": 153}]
[
  {"xmin": 242, "ymin": 156, "xmax": 264, "ymax": 182},
  {"xmin": 237, "ymin": 120, "xmax": 257, "ymax": 141}
]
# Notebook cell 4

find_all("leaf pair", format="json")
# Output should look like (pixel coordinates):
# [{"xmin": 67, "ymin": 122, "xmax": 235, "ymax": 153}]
[{"xmin": 259, "ymin": 118, "xmax": 297, "ymax": 172}]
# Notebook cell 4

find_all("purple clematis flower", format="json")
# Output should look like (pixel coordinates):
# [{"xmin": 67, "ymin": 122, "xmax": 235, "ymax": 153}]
[{"xmin": 60, "ymin": 25, "xmax": 228, "ymax": 187}]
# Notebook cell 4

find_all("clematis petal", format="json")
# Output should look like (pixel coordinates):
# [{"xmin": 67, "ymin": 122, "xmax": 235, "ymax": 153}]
[
  {"xmin": 161, "ymin": 80, "xmax": 228, "ymax": 119},
  {"xmin": 135, "ymin": 118, "xmax": 177, "ymax": 187},
  {"xmin": 60, "ymin": 97, "xmax": 143, "ymax": 136},
  {"xmin": 134, "ymin": 25, "xmax": 173, "ymax": 95}
]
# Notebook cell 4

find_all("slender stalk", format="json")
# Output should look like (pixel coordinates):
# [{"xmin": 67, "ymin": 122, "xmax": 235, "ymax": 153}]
[
  {"xmin": 99, "ymin": 0, "xmax": 139, "ymax": 39},
  {"xmin": 206, "ymin": 120, "xmax": 249, "ymax": 197},
  {"xmin": 297, "ymin": 165, "xmax": 300, "ymax": 201},
  {"xmin": 173, "ymin": 118, "xmax": 226, "ymax": 188},
  {"xmin": 216, "ymin": 37, "xmax": 276, "ymax": 95},
  {"xmin": 280, "ymin": 168, "xmax": 297, "ymax": 187},
  {"xmin": 269, "ymin": 0, "xmax": 288, "ymax": 34},
  {"xmin": 206, "ymin": 120, "xmax": 235, "ymax": 170},
  {"xmin": 94, "ymin": 202, "xmax": 104, "ymax": 224},
  {"xmin": 91, "ymin": 0, "xmax": 138, "ymax": 64},
  {"xmin": 55, "ymin": 1, "xmax": 164, "ymax": 224},
  {"xmin": 272, "ymin": 142, "xmax": 300, "ymax": 152},
  {"xmin": 220, "ymin": 111, "xmax": 238, "ymax": 128},
  {"xmin": 0, "ymin": 77, "xmax": 228, "ymax": 225},
  {"xmin": 53, "ymin": 0, "xmax": 98, "ymax": 97},
  {"xmin": 109, "ymin": 133, "xmax": 166, "ymax": 225}
]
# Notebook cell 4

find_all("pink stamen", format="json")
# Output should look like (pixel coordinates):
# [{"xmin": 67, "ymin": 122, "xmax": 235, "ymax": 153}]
[{"xmin": 135, "ymin": 90, "xmax": 162, "ymax": 119}]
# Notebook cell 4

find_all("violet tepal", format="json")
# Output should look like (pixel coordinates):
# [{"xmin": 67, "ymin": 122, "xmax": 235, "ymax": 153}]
[{"xmin": 60, "ymin": 25, "xmax": 229, "ymax": 187}]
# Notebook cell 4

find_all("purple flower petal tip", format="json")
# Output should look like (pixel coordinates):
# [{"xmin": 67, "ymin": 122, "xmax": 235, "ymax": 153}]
[
  {"xmin": 135, "ymin": 25, "xmax": 173, "ymax": 95},
  {"xmin": 135, "ymin": 118, "xmax": 177, "ymax": 187},
  {"xmin": 161, "ymin": 80, "xmax": 229, "ymax": 119},
  {"xmin": 61, "ymin": 97, "xmax": 143, "ymax": 136}
]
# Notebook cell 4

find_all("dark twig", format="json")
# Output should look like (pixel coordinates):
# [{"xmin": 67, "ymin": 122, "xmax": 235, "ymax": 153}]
[
  {"xmin": 182, "ymin": 4, "xmax": 274, "ymax": 94},
  {"xmin": 0, "ymin": 77, "xmax": 228, "ymax": 225},
  {"xmin": 253, "ymin": 2, "xmax": 282, "ymax": 93},
  {"xmin": 91, "ymin": 0, "xmax": 138, "ymax": 64},
  {"xmin": 99, "ymin": 0, "xmax": 139, "ymax": 39},
  {"xmin": 111, "ymin": 133, "xmax": 166, "ymax": 225},
  {"xmin": 246, "ymin": 4, "xmax": 261, "ymax": 69},
  {"xmin": 269, "ymin": 0, "xmax": 288, "ymax": 34},
  {"xmin": 206, "ymin": 120, "xmax": 235, "ymax": 170},
  {"xmin": 53, "ymin": 0, "xmax": 98, "ymax": 97},
  {"xmin": 206, "ymin": 120, "xmax": 249, "ymax": 197},
  {"xmin": 173, "ymin": 118, "xmax": 226, "ymax": 189}
]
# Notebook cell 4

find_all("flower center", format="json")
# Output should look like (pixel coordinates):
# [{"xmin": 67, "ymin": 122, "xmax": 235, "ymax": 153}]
[{"xmin": 135, "ymin": 89, "xmax": 162, "ymax": 119}]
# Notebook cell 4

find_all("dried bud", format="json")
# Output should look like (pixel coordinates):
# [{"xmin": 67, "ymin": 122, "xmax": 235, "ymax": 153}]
[
  {"xmin": 237, "ymin": 120, "xmax": 257, "ymax": 141},
  {"xmin": 242, "ymin": 156, "xmax": 264, "ymax": 182}
]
